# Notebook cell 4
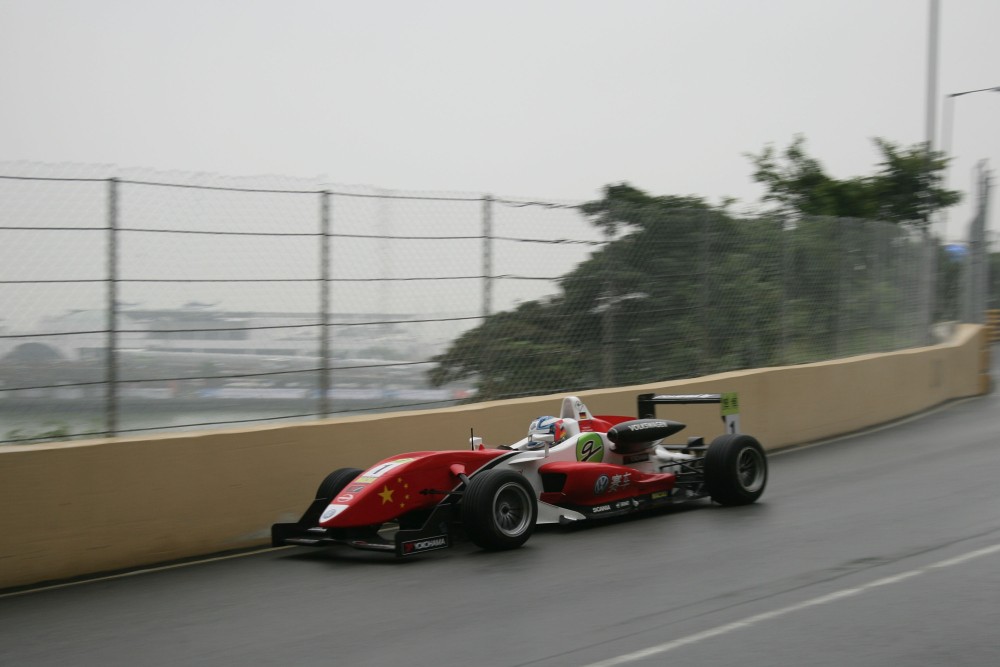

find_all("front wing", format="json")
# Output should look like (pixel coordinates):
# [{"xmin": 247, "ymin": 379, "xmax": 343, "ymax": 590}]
[{"xmin": 272, "ymin": 497, "xmax": 458, "ymax": 557}]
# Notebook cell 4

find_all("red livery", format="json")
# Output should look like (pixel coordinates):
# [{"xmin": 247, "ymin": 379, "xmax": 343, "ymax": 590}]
[{"xmin": 272, "ymin": 392, "xmax": 767, "ymax": 556}]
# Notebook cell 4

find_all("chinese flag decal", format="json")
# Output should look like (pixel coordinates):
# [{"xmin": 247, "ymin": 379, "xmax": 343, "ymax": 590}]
[
  {"xmin": 380, "ymin": 478, "xmax": 412, "ymax": 507},
  {"xmin": 379, "ymin": 485, "xmax": 394, "ymax": 505},
  {"xmin": 398, "ymin": 478, "xmax": 410, "ymax": 508}
]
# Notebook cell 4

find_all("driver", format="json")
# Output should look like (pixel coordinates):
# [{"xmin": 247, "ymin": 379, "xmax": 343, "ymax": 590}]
[{"xmin": 524, "ymin": 416, "xmax": 579, "ymax": 450}]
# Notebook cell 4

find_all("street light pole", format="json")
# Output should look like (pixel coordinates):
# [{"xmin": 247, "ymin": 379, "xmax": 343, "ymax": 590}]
[
  {"xmin": 592, "ymin": 291, "xmax": 648, "ymax": 388},
  {"xmin": 939, "ymin": 86, "xmax": 1000, "ymax": 231},
  {"xmin": 939, "ymin": 86, "xmax": 1000, "ymax": 325},
  {"xmin": 942, "ymin": 86, "xmax": 1000, "ymax": 161},
  {"xmin": 926, "ymin": 0, "xmax": 939, "ymax": 152}
]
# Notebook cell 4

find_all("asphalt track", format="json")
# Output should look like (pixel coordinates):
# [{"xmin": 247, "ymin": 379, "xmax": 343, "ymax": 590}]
[{"xmin": 2, "ymin": 370, "xmax": 999, "ymax": 666}]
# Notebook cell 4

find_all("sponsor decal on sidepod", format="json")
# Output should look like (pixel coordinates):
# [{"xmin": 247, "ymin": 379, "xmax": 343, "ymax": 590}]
[{"xmin": 594, "ymin": 474, "xmax": 610, "ymax": 495}]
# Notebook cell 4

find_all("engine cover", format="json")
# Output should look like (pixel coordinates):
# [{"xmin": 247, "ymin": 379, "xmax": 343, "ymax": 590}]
[{"xmin": 606, "ymin": 419, "xmax": 686, "ymax": 454}]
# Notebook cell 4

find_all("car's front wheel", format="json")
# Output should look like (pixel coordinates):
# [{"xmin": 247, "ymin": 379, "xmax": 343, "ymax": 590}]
[
  {"xmin": 462, "ymin": 470, "xmax": 537, "ymax": 550},
  {"xmin": 315, "ymin": 467, "xmax": 363, "ymax": 502}
]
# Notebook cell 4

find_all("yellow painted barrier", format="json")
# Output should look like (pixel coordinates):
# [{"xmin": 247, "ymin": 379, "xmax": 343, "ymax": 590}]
[
  {"xmin": 987, "ymin": 309, "xmax": 1000, "ymax": 343},
  {"xmin": 0, "ymin": 324, "xmax": 987, "ymax": 590}
]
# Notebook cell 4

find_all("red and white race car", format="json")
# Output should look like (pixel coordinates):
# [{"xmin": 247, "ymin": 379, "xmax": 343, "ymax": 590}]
[{"xmin": 272, "ymin": 393, "xmax": 767, "ymax": 556}]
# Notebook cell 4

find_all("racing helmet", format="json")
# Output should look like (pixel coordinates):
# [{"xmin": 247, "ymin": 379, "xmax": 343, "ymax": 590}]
[{"xmin": 526, "ymin": 416, "xmax": 578, "ymax": 450}]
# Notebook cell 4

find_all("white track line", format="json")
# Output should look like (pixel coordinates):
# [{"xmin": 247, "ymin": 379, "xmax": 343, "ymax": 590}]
[{"xmin": 581, "ymin": 542, "xmax": 1000, "ymax": 667}]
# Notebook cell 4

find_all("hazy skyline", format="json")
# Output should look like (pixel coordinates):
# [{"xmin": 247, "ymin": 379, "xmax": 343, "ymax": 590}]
[{"xmin": 1, "ymin": 0, "xmax": 998, "ymax": 240}]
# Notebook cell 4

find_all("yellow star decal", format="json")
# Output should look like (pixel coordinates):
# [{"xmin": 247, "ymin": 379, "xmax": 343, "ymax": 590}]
[{"xmin": 379, "ymin": 485, "xmax": 394, "ymax": 505}]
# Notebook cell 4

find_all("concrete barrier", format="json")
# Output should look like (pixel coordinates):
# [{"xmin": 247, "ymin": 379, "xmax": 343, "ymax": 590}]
[{"xmin": 0, "ymin": 324, "xmax": 988, "ymax": 590}]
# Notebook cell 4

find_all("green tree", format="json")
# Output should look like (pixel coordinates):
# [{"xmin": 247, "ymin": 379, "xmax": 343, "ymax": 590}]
[
  {"xmin": 429, "ymin": 185, "xmax": 779, "ymax": 400},
  {"xmin": 748, "ymin": 135, "xmax": 960, "ymax": 227},
  {"xmin": 430, "ymin": 134, "xmax": 961, "ymax": 402}
]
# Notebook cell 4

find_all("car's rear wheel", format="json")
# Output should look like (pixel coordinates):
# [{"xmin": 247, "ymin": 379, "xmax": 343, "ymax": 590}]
[
  {"xmin": 316, "ymin": 467, "xmax": 363, "ymax": 502},
  {"xmin": 704, "ymin": 434, "xmax": 767, "ymax": 505},
  {"xmin": 462, "ymin": 470, "xmax": 537, "ymax": 550}
]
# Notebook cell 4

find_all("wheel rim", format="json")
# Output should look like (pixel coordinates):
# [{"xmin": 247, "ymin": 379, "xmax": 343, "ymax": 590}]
[
  {"xmin": 492, "ymin": 482, "xmax": 532, "ymax": 537},
  {"xmin": 736, "ymin": 447, "xmax": 766, "ymax": 492}
]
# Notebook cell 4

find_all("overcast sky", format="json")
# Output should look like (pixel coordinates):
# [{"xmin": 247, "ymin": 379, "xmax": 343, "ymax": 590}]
[{"xmin": 1, "ymin": 0, "xmax": 997, "ymax": 241}]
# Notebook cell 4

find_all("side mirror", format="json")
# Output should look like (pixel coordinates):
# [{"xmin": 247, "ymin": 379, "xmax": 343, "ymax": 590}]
[{"xmin": 532, "ymin": 433, "xmax": 554, "ymax": 457}]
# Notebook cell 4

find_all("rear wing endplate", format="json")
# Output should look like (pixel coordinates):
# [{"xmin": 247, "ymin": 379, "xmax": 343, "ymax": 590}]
[{"xmin": 636, "ymin": 392, "xmax": 741, "ymax": 434}]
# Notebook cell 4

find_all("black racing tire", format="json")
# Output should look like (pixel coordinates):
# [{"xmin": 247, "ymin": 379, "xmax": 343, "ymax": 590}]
[
  {"xmin": 461, "ymin": 469, "xmax": 537, "ymax": 550},
  {"xmin": 316, "ymin": 467, "xmax": 363, "ymax": 502},
  {"xmin": 703, "ymin": 434, "xmax": 768, "ymax": 506}
]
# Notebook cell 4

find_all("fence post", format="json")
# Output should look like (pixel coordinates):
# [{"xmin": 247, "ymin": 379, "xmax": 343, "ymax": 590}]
[
  {"xmin": 698, "ymin": 212, "xmax": 710, "ymax": 375},
  {"xmin": 600, "ymin": 226, "xmax": 616, "ymax": 387},
  {"xmin": 477, "ymin": 194, "xmax": 495, "ymax": 398},
  {"xmin": 872, "ymin": 222, "xmax": 883, "ymax": 351},
  {"xmin": 319, "ymin": 190, "xmax": 331, "ymax": 418},
  {"xmin": 482, "ymin": 194, "xmax": 493, "ymax": 319},
  {"xmin": 106, "ymin": 177, "xmax": 119, "ymax": 437},
  {"xmin": 779, "ymin": 216, "xmax": 789, "ymax": 365},
  {"xmin": 970, "ymin": 162, "xmax": 992, "ymax": 324},
  {"xmin": 924, "ymin": 230, "xmax": 936, "ymax": 342},
  {"xmin": 834, "ymin": 220, "xmax": 844, "ymax": 357}
]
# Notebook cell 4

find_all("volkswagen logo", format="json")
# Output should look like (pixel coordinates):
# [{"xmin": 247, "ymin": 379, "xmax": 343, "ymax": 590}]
[{"xmin": 594, "ymin": 474, "xmax": 610, "ymax": 495}]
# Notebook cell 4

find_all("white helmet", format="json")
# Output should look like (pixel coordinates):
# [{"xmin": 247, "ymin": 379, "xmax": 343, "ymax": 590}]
[{"xmin": 525, "ymin": 416, "xmax": 579, "ymax": 450}]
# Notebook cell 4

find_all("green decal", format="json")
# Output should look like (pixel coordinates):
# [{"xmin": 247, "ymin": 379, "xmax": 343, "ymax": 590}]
[
  {"xmin": 576, "ymin": 433, "xmax": 604, "ymax": 463},
  {"xmin": 721, "ymin": 392, "xmax": 740, "ymax": 416}
]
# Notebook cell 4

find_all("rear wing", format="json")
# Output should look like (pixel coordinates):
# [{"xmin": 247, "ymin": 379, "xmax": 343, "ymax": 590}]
[{"xmin": 636, "ymin": 392, "xmax": 741, "ymax": 434}]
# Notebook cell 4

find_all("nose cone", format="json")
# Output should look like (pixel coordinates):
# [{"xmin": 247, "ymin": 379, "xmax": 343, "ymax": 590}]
[
  {"xmin": 318, "ymin": 456, "xmax": 421, "ymax": 528},
  {"xmin": 316, "ymin": 449, "xmax": 512, "ymax": 528}
]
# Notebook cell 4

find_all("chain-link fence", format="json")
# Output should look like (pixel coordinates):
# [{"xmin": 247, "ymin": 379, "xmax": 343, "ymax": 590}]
[{"xmin": 0, "ymin": 163, "xmax": 975, "ymax": 444}]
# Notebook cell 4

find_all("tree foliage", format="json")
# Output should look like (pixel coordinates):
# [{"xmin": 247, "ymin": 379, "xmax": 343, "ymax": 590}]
[
  {"xmin": 430, "ymin": 184, "xmax": 863, "ymax": 401},
  {"xmin": 430, "ymin": 137, "xmax": 963, "ymax": 402},
  {"xmin": 748, "ymin": 135, "xmax": 961, "ymax": 227}
]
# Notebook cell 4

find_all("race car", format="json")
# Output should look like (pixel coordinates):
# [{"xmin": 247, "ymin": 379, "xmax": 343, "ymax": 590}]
[{"xmin": 271, "ymin": 392, "xmax": 767, "ymax": 556}]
